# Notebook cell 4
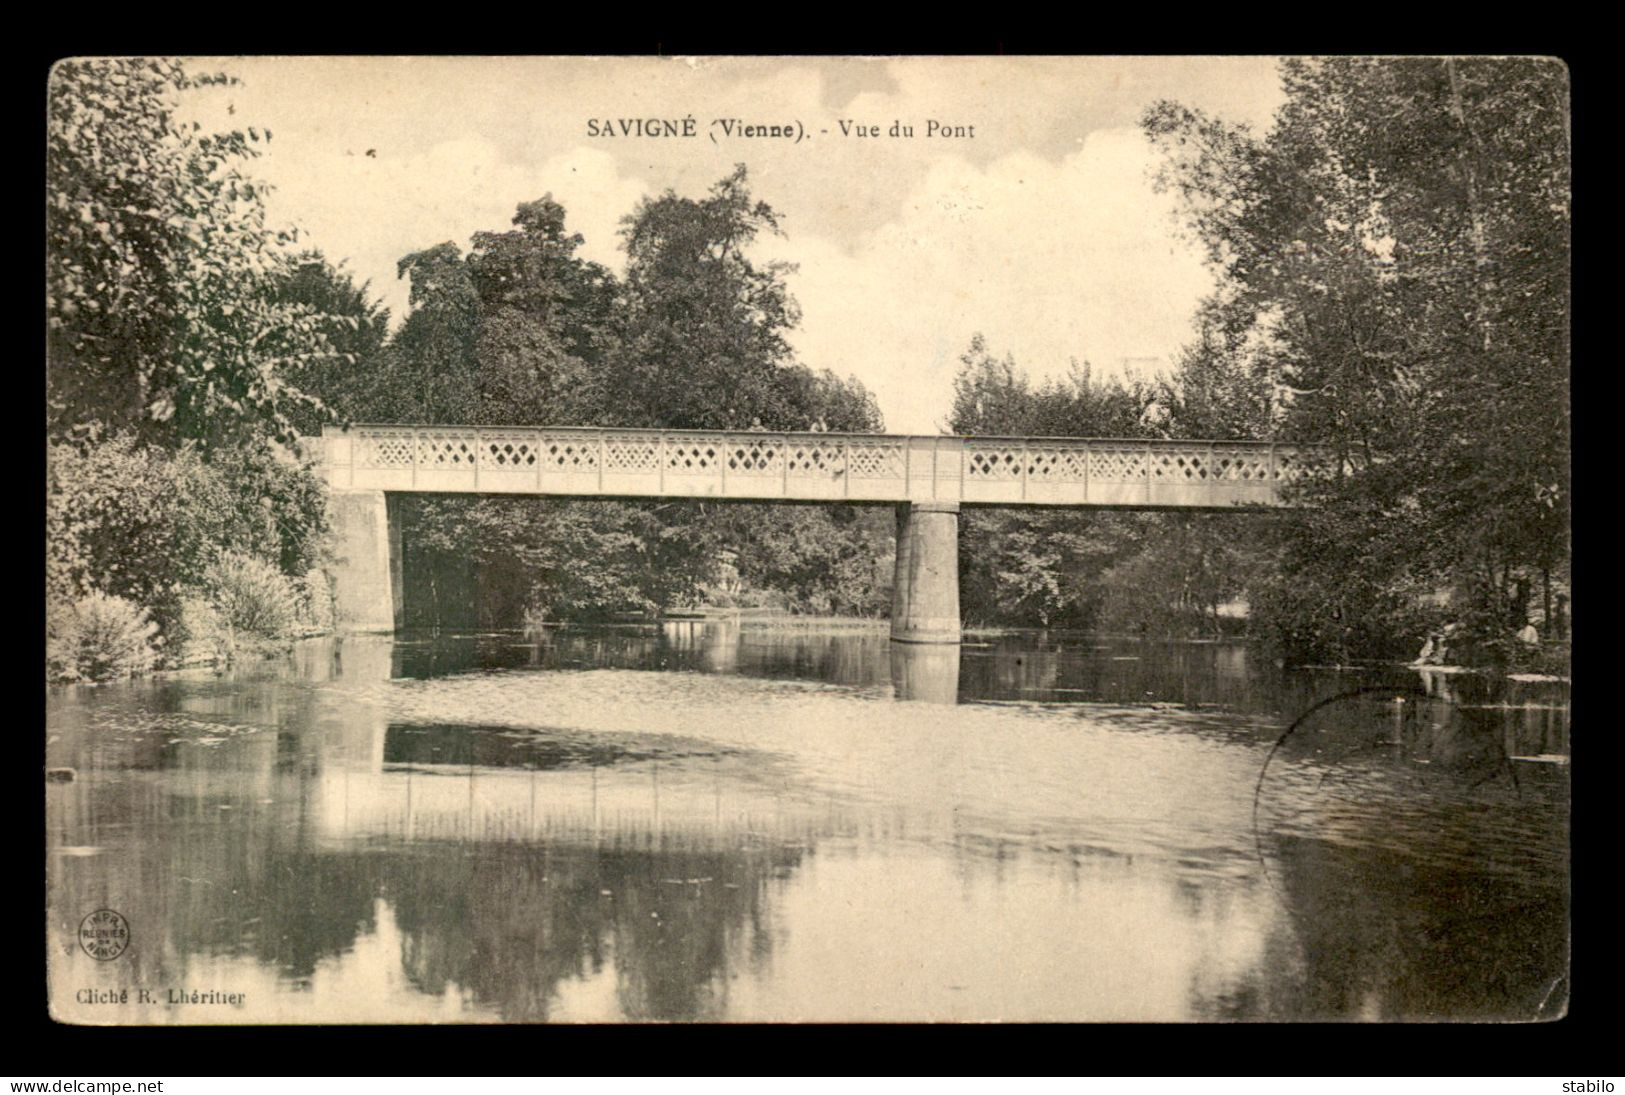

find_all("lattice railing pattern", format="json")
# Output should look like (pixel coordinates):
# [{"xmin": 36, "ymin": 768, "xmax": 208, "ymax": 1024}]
[
  {"xmin": 727, "ymin": 438, "xmax": 783, "ymax": 475},
  {"xmin": 343, "ymin": 427, "xmax": 1313, "ymax": 499},
  {"xmin": 482, "ymin": 432, "xmax": 538, "ymax": 468},
  {"xmin": 359, "ymin": 430, "xmax": 415, "ymax": 468},
  {"xmin": 785, "ymin": 438, "xmax": 844, "ymax": 476},
  {"xmin": 962, "ymin": 440, "xmax": 1311, "ymax": 485},
  {"xmin": 1212, "ymin": 446, "xmax": 1271, "ymax": 481},
  {"xmin": 666, "ymin": 436, "xmax": 724, "ymax": 473},
  {"xmin": 1088, "ymin": 445, "xmax": 1148, "ymax": 481},
  {"xmin": 966, "ymin": 447, "xmax": 1023, "ymax": 480},
  {"xmin": 418, "ymin": 430, "xmax": 478, "ymax": 468},
  {"xmin": 1026, "ymin": 446, "xmax": 1089, "ymax": 481},
  {"xmin": 540, "ymin": 435, "xmax": 598, "ymax": 471},
  {"xmin": 1151, "ymin": 449, "xmax": 1209, "ymax": 481},
  {"xmin": 604, "ymin": 435, "xmax": 660, "ymax": 472},
  {"xmin": 847, "ymin": 439, "xmax": 905, "ymax": 478}
]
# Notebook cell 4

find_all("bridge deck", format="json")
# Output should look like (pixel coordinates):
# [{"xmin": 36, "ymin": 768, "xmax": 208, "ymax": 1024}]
[{"xmin": 322, "ymin": 425, "xmax": 1314, "ymax": 508}]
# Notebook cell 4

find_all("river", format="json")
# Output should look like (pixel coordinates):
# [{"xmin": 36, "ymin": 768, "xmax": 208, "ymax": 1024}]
[{"xmin": 45, "ymin": 623, "xmax": 1569, "ymax": 1023}]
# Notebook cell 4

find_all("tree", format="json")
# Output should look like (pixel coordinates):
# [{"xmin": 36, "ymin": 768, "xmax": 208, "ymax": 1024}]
[
  {"xmin": 1144, "ymin": 57, "xmax": 1570, "ymax": 660},
  {"xmin": 274, "ymin": 255, "xmax": 391, "ymax": 435},
  {"xmin": 47, "ymin": 58, "xmax": 354, "ymax": 450},
  {"xmin": 610, "ymin": 164, "xmax": 806, "ymax": 429},
  {"xmin": 466, "ymin": 197, "xmax": 620, "ymax": 425}
]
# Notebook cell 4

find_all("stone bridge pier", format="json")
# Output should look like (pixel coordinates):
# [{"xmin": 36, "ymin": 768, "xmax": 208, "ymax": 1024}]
[
  {"xmin": 890, "ymin": 502, "xmax": 961, "ymax": 644},
  {"xmin": 329, "ymin": 490, "xmax": 403, "ymax": 632}
]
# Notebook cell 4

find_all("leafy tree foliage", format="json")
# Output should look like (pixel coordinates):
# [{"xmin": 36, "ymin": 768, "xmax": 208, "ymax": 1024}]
[
  {"xmin": 466, "ymin": 198, "xmax": 620, "ymax": 425},
  {"xmin": 611, "ymin": 166, "xmax": 800, "ymax": 429},
  {"xmin": 46, "ymin": 59, "xmax": 357, "ymax": 674},
  {"xmin": 338, "ymin": 169, "xmax": 889, "ymax": 625},
  {"xmin": 274, "ymin": 255, "xmax": 391, "ymax": 435},
  {"xmin": 47, "ymin": 436, "xmax": 330, "ymax": 644},
  {"xmin": 47, "ymin": 58, "xmax": 356, "ymax": 450},
  {"xmin": 1144, "ymin": 57, "xmax": 1570, "ymax": 661}
]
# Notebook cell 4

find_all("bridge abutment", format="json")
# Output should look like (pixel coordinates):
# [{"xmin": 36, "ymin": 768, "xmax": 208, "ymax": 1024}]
[
  {"xmin": 891, "ymin": 501, "xmax": 961, "ymax": 645},
  {"xmin": 328, "ymin": 490, "xmax": 403, "ymax": 632}
]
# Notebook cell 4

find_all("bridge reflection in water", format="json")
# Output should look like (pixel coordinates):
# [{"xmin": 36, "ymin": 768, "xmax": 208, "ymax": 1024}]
[{"xmin": 46, "ymin": 632, "xmax": 1568, "ymax": 1023}]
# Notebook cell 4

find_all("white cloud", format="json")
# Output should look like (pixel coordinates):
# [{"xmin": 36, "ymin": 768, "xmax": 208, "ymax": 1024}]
[{"xmin": 767, "ymin": 128, "xmax": 1217, "ymax": 433}]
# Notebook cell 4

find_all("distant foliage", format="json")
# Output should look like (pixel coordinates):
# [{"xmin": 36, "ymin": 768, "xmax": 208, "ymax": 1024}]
[
  {"xmin": 721, "ymin": 505, "xmax": 893, "ymax": 617},
  {"xmin": 47, "ymin": 593, "xmax": 160, "ymax": 683}
]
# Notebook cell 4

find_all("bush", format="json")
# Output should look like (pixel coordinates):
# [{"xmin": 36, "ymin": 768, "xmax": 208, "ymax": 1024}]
[
  {"xmin": 49, "ymin": 435, "xmax": 332, "ymax": 643},
  {"xmin": 48, "ymin": 435, "xmax": 205, "ymax": 637},
  {"xmin": 295, "ymin": 568, "xmax": 335, "ymax": 632},
  {"xmin": 171, "ymin": 596, "xmax": 229, "ymax": 665},
  {"xmin": 203, "ymin": 551, "xmax": 302, "ymax": 656},
  {"xmin": 46, "ymin": 593, "xmax": 159, "ymax": 683}
]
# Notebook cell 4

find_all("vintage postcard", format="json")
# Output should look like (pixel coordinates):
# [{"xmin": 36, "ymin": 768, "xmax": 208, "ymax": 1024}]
[{"xmin": 46, "ymin": 55, "xmax": 1570, "ymax": 1023}]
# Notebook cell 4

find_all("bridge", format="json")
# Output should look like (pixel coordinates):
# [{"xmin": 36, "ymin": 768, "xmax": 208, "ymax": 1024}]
[{"xmin": 321, "ymin": 424, "xmax": 1317, "ymax": 644}]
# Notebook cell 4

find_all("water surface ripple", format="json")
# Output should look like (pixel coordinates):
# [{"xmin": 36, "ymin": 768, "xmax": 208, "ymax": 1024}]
[{"xmin": 47, "ymin": 625, "xmax": 1569, "ymax": 1022}]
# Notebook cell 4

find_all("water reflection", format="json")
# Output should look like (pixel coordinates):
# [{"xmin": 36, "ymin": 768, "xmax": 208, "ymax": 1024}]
[
  {"xmin": 889, "ymin": 643, "xmax": 960, "ymax": 704},
  {"xmin": 46, "ymin": 626, "xmax": 1568, "ymax": 1023}
]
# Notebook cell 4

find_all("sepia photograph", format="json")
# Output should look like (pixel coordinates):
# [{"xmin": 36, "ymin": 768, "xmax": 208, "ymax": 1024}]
[{"xmin": 44, "ymin": 55, "xmax": 1570, "ymax": 1024}]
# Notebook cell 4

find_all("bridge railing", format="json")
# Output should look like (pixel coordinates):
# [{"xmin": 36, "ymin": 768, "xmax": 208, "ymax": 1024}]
[{"xmin": 322, "ymin": 425, "xmax": 1322, "ymax": 507}]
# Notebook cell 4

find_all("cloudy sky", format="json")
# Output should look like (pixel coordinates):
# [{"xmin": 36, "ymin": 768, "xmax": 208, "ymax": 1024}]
[{"xmin": 188, "ymin": 56, "xmax": 1284, "ymax": 433}]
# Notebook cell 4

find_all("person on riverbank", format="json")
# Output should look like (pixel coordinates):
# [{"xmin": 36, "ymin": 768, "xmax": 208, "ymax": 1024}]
[{"xmin": 1415, "ymin": 633, "xmax": 1438, "ymax": 665}]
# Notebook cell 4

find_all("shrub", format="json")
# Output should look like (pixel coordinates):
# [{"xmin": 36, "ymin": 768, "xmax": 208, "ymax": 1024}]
[
  {"xmin": 49, "ymin": 435, "xmax": 332, "ymax": 644},
  {"xmin": 171, "ymin": 596, "xmax": 229, "ymax": 665},
  {"xmin": 204, "ymin": 551, "xmax": 301, "ymax": 655},
  {"xmin": 47, "ymin": 435, "xmax": 206, "ymax": 637},
  {"xmin": 296, "ymin": 568, "xmax": 335, "ymax": 632},
  {"xmin": 46, "ymin": 593, "xmax": 159, "ymax": 683}
]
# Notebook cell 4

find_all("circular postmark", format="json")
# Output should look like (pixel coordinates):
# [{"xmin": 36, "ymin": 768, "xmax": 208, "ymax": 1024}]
[{"xmin": 78, "ymin": 909, "xmax": 130, "ymax": 961}]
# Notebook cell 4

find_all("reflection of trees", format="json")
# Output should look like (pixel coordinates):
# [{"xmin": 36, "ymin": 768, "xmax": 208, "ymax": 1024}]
[
  {"xmin": 384, "ymin": 837, "xmax": 800, "ymax": 1021},
  {"xmin": 958, "ymin": 638, "xmax": 1279, "ymax": 707},
  {"xmin": 390, "ymin": 627, "xmax": 899, "ymax": 691},
  {"xmin": 50, "ymin": 777, "xmax": 385, "ymax": 985},
  {"xmin": 1264, "ymin": 834, "xmax": 1567, "ymax": 1020},
  {"xmin": 53, "ymin": 750, "xmax": 805, "ymax": 1020},
  {"xmin": 383, "ymin": 724, "xmax": 663, "ymax": 770},
  {"xmin": 1244, "ymin": 678, "xmax": 1570, "ymax": 1020}
]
